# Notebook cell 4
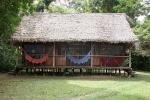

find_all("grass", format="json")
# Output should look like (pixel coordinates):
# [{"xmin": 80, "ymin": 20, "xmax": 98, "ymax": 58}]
[{"xmin": 0, "ymin": 72, "xmax": 150, "ymax": 100}]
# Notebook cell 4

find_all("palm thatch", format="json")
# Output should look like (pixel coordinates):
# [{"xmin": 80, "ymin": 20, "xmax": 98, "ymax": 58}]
[{"xmin": 12, "ymin": 13, "xmax": 138, "ymax": 43}]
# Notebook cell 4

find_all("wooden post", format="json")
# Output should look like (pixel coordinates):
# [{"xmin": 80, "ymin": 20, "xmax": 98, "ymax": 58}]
[
  {"xmin": 53, "ymin": 42, "xmax": 55, "ymax": 67},
  {"xmin": 129, "ymin": 49, "xmax": 132, "ymax": 68},
  {"xmin": 119, "ymin": 69, "xmax": 121, "ymax": 75},
  {"xmin": 22, "ymin": 45, "xmax": 24, "ymax": 66},
  {"xmin": 65, "ymin": 45, "xmax": 67, "ymax": 66},
  {"xmin": 16, "ymin": 47, "xmax": 19, "ymax": 66},
  {"xmin": 91, "ymin": 42, "xmax": 93, "ymax": 68}
]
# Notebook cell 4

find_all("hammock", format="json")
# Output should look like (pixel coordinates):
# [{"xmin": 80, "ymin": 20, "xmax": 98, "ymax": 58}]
[
  {"xmin": 100, "ymin": 54, "xmax": 124, "ymax": 66},
  {"xmin": 67, "ymin": 51, "xmax": 91, "ymax": 64},
  {"xmin": 24, "ymin": 51, "xmax": 48, "ymax": 64}
]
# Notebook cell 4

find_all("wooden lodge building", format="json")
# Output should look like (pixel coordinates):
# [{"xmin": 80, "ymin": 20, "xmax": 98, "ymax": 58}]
[{"xmin": 12, "ymin": 13, "xmax": 139, "ymax": 76}]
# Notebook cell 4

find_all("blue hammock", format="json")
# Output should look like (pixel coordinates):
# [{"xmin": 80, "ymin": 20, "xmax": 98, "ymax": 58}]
[{"xmin": 67, "ymin": 51, "xmax": 91, "ymax": 64}]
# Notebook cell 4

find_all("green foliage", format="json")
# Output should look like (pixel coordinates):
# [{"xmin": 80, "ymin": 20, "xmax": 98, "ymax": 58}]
[
  {"xmin": 0, "ymin": 0, "xmax": 33, "ymax": 71},
  {"xmin": 71, "ymin": 0, "xmax": 142, "ymax": 19},
  {"xmin": 71, "ymin": 0, "xmax": 93, "ymax": 13},
  {"xmin": 48, "ymin": 2, "xmax": 76, "ymax": 13},
  {"xmin": 34, "ymin": 0, "xmax": 45, "ymax": 12},
  {"xmin": 0, "ymin": 41, "xmax": 17, "ymax": 71},
  {"xmin": 139, "ymin": 0, "xmax": 150, "ymax": 16},
  {"xmin": 112, "ymin": 0, "xmax": 142, "ymax": 19},
  {"xmin": 33, "ymin": 0, "xmax": 54, "ymax": 12},
  {"xmin": 44, "ymin": 0, "xmax": 54, "ymax": 9},
  {"xmin": 134, "ymin": 17, "xmax": 150, "ymax": 55},
  {"xmin": 101, "ymin": 0, "xmax": 119, "ymax": 12},
  {"xmin": 0, "ymin": 0, "xmax": 34, "ymax": 38},
  {"xmin": 132, "ymin": 53, "xmax": 150, "ymax": 71},
  {"xmin": 132, "ymin": 17, "xmax": 150, "ymax": 70}
]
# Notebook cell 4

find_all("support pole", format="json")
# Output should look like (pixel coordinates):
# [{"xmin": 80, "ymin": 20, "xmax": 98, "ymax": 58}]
[
  {"xmin": 91, "ymin": 42, "xmax": 93, "ymax": 68},
  {"xmin": 65, "ymin": 45, "xmax": 67, "ymax": 66},
  {"xmin": 15, "ymin": 47, "xmax": 19, "ymax": 74},
  {"xmin": 53, "ymin": 42, "xmax": 55, "ymax": 67},
  {"xmin": 129, "ymin": 49, "xmax": 132, "ymax": 68}
]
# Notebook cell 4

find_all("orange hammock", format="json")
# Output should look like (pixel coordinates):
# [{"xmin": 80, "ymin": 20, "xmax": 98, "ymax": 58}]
[{"xmin": 24, "ymin": 51, "xmax": 48, "ymax": 64}]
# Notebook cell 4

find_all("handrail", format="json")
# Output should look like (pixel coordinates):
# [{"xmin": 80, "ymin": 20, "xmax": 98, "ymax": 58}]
[{"xmin": 54, "ymin": 55, "xmax": 129, "ymax": 57}]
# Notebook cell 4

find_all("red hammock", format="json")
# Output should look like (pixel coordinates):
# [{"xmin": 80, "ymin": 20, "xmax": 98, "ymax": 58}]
[
  {"xmin": 100, "ymin": 54, "xmax": 124, "ymax": 66},
  {"xmin": 24, "ymin": 51, "xmax": 48, "ymax": 64}
]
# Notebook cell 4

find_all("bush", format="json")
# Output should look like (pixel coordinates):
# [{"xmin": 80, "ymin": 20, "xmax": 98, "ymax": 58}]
[
  {"xmin": 132, "ymin": 53, "xmax": 150, "ymax": 71},
  {"xmin": 0, "ymin": 41, "xmax": 17, "ymax": 72}
]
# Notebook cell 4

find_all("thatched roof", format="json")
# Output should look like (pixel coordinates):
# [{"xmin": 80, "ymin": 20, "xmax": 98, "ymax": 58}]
[{"xmin": 12, "ymin": 13, "xmax": 139, "ymax": 43}]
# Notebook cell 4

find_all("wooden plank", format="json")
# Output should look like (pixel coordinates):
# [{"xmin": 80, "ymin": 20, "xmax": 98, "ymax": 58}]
[
  {"xmin": 93, "ymin": 56, "xmax": 101, "ymax": 66},
  {"xmin": 47, "ymin": 56, "xmax": 53, "ymax": 65},
  {"xmin": 55, "ymin": 56, "xmax": 66, "ymax": 66}
]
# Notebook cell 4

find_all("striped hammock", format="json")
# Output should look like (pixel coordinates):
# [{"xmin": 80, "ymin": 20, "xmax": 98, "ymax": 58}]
[{"xmin": 24, "ymin": 51, "xmax": 48, "ymax": 64}]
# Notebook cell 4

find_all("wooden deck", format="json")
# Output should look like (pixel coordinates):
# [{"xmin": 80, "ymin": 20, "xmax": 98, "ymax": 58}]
[{"xmin": 15, "ymin": 65, "xmax": 133, "ymax": 77}]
